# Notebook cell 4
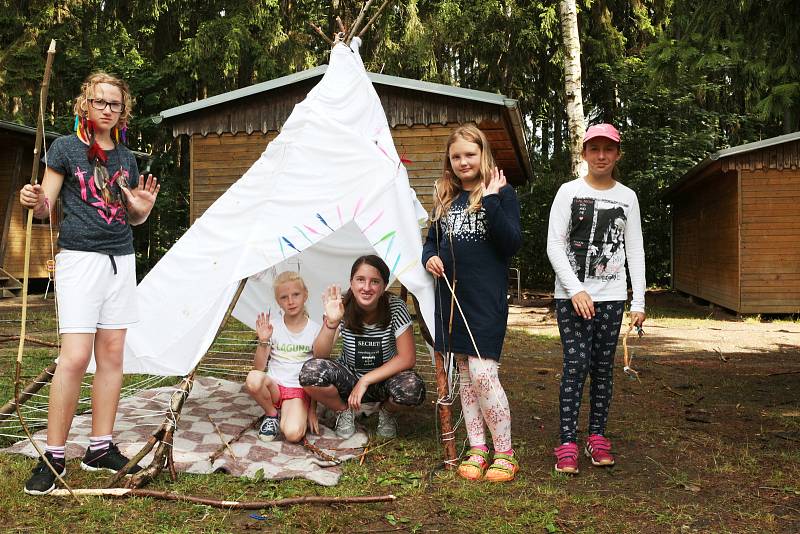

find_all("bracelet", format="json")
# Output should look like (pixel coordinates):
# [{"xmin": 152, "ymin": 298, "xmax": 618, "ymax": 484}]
[
  {"xmin": 258, "ymin": 339, "xmax": 271, "ymax": 346},
  {"xmin": 324, "ymin": 319, "xmax": 340, "ymax": 330}
]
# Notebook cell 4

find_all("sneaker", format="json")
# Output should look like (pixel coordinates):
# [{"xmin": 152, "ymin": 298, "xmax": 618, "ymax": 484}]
[
  {"xmin": 376, "ymin": 406, "xmax": 397, "ymax": 438},
  {"xmin": 80, "ymin": 443, "xmax": 142, "ymax": 474},
  {"xmin": 24, "ymin": 452, "xmax": 66, "ymax": 495},
  {"xmin": 554, "ymin": 442, "xmax": 579, "ymax": 474},
  {"xmin": 585, "ymin": 434, "xmax": 615, "ymax": 466},
  {"xmin": 335, "ymin": 409, "xmax": 356, "ymax": 439},
  {"xmin": 258, "ymin": 414, "xmax": 280, "ymax": 442}
]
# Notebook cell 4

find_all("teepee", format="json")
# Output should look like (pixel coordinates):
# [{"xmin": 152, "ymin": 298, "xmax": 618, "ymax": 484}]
[{"xmin": 117, "ymin": 39, "xmax": 435, "ymax": 376}]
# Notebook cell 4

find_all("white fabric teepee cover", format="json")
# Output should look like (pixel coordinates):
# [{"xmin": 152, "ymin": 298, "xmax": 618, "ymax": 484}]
[{"xmin": 116, "ymin": 41, "xmax": 435, "ymax": 376}]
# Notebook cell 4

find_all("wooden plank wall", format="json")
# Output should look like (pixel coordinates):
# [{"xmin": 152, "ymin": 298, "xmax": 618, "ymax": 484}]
[
  {"xmin": 672, "ymin": 171, "xmax": 740, "ymax": 311},
  {"xmin": 191, "ymin": 123, "xmax": 470, "ymax": 224},
  {"xmin": 1, "ymin": 140, "xmax": 53, "ymax": 279},
  {"xmin": 739, "ymin": 168, "xmax": 800, "ymax": 313}
]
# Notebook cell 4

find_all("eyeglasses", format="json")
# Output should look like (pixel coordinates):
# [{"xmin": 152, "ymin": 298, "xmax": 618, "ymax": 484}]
[{"xmin": 89, "ymin": 99, "xmax": 125, "ymax": 113}]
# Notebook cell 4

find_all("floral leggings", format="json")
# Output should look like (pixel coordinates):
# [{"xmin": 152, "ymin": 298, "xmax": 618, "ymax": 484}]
[
  {"xmin": 457, "ymin": 355, "xmax": 512, "ymax": 452},
  {"xmin": 556, "ymin": 299, "xmax": 625, "ymax": 444}
]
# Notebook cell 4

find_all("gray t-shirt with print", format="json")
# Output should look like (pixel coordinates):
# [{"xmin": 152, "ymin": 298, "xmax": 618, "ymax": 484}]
[{"xmin": 44, "ymin": 135, "xmax": 139, "ymax": 255}]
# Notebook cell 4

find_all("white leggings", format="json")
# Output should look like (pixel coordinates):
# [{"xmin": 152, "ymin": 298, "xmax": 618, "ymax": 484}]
[{"xmin": 457, "ymin": 355, "xmax": 512, "ymax": 451}]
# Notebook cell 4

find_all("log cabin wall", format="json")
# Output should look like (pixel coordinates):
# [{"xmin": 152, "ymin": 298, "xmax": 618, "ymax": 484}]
[
  {"xmin": 671, "ymin": 169, "xmax": 740, "ymax": 311},
  {"xmin": 0, "ymin": 133, "xmax": 52, "ymax": 279},
  {"xmin": 738, "ymin": 167, "xmax": 800, "ymax": 313}
]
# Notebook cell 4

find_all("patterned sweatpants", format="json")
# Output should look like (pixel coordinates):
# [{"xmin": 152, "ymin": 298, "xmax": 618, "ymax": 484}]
[
  {"xmin": 556, "ymin": 299, "xmax": 625, "ymax": 444},
  {"xmin": 299, "ymin": 358, "xmax": 426, "ymax": 406}
]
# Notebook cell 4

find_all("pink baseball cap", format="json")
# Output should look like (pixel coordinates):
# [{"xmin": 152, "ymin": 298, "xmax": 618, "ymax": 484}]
[{"xmin": 583, "ymin": 123, "xmax": 620, "ymax": 144}]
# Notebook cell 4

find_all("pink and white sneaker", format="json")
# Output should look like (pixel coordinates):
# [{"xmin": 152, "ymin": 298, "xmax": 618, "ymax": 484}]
[
  {"xmin": 554, "ymin": 442, "xmax": 579, "ymax": 474},
  {"xmin": 584, "ymin": 434, "xmax": 615, "ymax": 466}
]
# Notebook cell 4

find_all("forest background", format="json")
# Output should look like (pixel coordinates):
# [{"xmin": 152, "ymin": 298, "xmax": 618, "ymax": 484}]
[{"xmin": 1, "ymin": 0, "xmax": 797, "ymax": 288}]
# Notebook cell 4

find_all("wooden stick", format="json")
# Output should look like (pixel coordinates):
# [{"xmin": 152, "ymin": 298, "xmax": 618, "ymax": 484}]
[
  {"xmin": 358, "ymin": 438, "xmax": 394, "ymax": 464},
  {"xmin": 335, "ymin": 16, "xmax": 347, "ymax": 34},
  {"xmin": 346, "ymin": 0, "xmax": 375, "ymax": 42},
  {"xmin": 0, "ymin": 362, "xmax": 56, "ymax": 417},
  {"xmin": 766, "ymin": 370, "xmax": 800, "ymax": 377},
  {"xmin": 302, "ymin": 437, "xmax": 341, "ymax": 464},
  {"xmin": 48, "ymin": 488, "xmax": 397, "ymax": 508},
  {"xmin": 433, "ymin": 351, "xmax": 456, "ymax": 469},
  {"xmin": 308, "ymin": 22, "xmax": 334, "ymax": 45},
  {"xmin": 0, "ymin": 335, "xmax": 58, "ymax": 347},
  {"xmin": 208, "ymin": 414, "xmax": 238, "ymax": 461},
  {"xmin": 110, "ymin": 279, "xmax": 249, "ymax": 489},
  {"xmin": 358, "ymin": 0, "xmax": 392, "ymax": 37},
  {"xmin": 209, "ymin": 415, "xmax": 261, "ymax": 464},
  {"xmin": 12, "ymin": 39, "xmax": 78, "ymax": 504}
]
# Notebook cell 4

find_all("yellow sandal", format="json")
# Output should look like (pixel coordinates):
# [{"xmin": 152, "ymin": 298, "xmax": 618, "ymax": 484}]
[
  {"xmin": 484, "ymin": 452, "xmax": 519, "ymax": 482},
  {"xmin": 456, "ymin": 447, "xmax": 490, "ymax": 481}
]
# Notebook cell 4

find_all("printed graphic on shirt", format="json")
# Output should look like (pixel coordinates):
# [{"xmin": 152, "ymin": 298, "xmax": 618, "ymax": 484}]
[
  {"xmin": 75, "ymin": 164, "xmax": 129, "ymax": 225},
  {"xmin": 566, "ymin": 197, "xmax": 628, "ymax": 282},
  {"xmin": 444, "ymin": 202, "xmax": 487, "ymax": 242},
  {"xmin": 354, "ymin": 336, "xmax": 383, "ymax": 372}
]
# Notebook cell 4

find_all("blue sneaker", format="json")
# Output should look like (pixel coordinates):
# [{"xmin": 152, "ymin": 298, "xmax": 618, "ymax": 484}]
[{"xmin": 258, "ymin": 414, "xmax": 280, "ymax": 442}]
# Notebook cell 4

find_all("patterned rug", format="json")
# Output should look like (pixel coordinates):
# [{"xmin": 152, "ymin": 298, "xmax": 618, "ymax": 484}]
[{"xmin": 2, "ymin": 376, "xmax": 368, "ymax": 486}]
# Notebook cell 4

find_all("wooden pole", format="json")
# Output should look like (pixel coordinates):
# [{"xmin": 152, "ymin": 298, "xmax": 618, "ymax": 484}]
[
  {"xmin": 49, "ymin": 488, "xmax": 397, "ymax": 509},
  {"xmin": 0, "ymin": 362, "xmax": 56, "ymax": 417},
  {"xmin": 433, "ymin": 351, "xmax": 457, "ymax": 469},
  {"xmin": 109, "ymin": 278, "xmax": 249, "ymax": 488},
  {"xmin": 11, "ymin": 39, "xmax": 78, "ymax": 502}
]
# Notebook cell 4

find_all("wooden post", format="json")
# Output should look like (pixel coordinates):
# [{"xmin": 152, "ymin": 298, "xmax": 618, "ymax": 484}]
[
  {"xmin": 408, "ymin": 292, "xmax": 455, "ymax": 467},
  {"xmin": 109, "ymin": 278, "xmax": 249, "ymax": 488},
  {"xmin": 433, "ymin": 351, "xmax": 457, "ymax": 469},
  {"xmin": 0, "ymin": 362, "xmax": 56, "ymax": 417}
]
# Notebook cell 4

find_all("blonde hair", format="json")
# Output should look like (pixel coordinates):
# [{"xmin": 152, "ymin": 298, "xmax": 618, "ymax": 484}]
[
  {"xmin": 432, "ymin": 124, "xmax": 496, "ymax": 221},
  {"xmin": 72, "ymin": 71, "xmax": 133, "ymax": 125},
  {"xmin": 273, "ymin": 271, "xmax": 309, "ymax": 316}
]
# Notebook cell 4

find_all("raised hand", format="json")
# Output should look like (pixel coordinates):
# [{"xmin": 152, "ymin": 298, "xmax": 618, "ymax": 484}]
[
  {"xmin": 122, "ymin": 174, "xmax": 160, "ymax": 218},
  {"xmin": 255, "ymin": 311, "xmax": 273, "ymax": 343},
  {"xmin": 483, "ymin": 166, "xmax": 507, "ymax": 197},
  {"xmin": 322, "ymin": 285, "xmax": 344, "ymax": 324}
]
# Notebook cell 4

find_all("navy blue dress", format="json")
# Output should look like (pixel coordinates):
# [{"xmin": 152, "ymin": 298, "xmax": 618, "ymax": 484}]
[{"xmin": 421, "ymin": 185, "xmax": 522, "ymax": 360}]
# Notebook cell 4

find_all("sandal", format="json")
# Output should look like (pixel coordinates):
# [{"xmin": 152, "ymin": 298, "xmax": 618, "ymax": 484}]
[
  {"xmin": 456, "ymin": 447, "xmax": 491, "ymax": 481},
  {"xmin": 484, "ymin": 452, "xmax": 519, "ymax": 483}
]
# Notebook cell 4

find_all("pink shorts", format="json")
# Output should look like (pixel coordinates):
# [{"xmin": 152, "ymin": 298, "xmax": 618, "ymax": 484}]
[{"xmin": 276, "ymin": 385, "xmax": 310, "ymax": 409}]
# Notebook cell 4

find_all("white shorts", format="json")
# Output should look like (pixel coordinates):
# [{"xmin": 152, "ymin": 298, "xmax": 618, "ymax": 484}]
[{"xmin": 55, "ymin": 250, "xmax": 139, "ymax": 334}]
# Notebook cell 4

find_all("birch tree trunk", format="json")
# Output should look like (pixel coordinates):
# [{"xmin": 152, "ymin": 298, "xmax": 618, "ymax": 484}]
[{"xmin": 560, "ymin": 0, "xmax": 586, "ymax": 178}]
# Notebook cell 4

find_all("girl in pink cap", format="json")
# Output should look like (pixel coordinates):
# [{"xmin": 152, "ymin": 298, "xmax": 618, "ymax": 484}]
[{"xmin": 546, "ymin": 123, "xmax": 646, "ymax": 474}]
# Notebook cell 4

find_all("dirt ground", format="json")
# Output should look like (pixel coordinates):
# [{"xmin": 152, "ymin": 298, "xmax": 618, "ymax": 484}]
[{"xmin": 1, "ymin": 290, "xmax": 798, "ymax": 533}]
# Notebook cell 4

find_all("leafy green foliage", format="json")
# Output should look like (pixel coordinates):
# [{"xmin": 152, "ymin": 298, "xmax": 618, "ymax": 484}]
[{"xmin": 0, "ymin": 0, "xmax": 792, "ymax": 287}]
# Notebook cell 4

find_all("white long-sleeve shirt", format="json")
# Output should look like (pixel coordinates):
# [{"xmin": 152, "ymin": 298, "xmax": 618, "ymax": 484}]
[{"xmin": 546, "ymin": 177, "xmax": 646, "ymax": 312}]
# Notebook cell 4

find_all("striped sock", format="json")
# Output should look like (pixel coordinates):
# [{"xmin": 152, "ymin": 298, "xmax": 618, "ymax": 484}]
[
  {"xmin": 89, "ymin": 435, "xmax": 112, "ymax": 452},
  {"xmin": 45, "ymin": 444, "xmax": 65, "ymax": 460}
]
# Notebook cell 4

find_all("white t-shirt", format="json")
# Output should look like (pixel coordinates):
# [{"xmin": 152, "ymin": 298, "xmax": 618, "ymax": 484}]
[
  {"xmin": 266, "ymin": 315, "xmax": 320, "ymax": 388},
  {"xmin": 546, "ymin": 177, "xmax": 646, "ymax": 312}
]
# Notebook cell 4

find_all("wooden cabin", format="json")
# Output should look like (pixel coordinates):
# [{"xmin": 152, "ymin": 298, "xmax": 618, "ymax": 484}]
[
  {"xmin": 0, "ymin": 120, "xmax": 62, "ymax": 295},
  {"xmin": 664, "ymin": 132, "xmax": 800, "ymax": 314},
  {"xmin": 0, "ymin": 120, "xmax": 151, "ymax": 296},
  {"xmin": 158, "ymin": 66, "xmax": 533, "ymax": 224}
]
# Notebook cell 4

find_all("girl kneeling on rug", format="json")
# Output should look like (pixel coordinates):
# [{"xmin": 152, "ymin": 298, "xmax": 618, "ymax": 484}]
[
  {"xmin": 299, "ymin": 255, "xmax": 426, "ymax": 439},
  {"xmin": 422, "ymin": 124, "xmax": 522, "ymax": 482},
  {"xmin": 547, "ymin": 123, "xmax": 646, "ymax": 474},
  {"xmin": 246, "ymin": 271, "xmax": 320, "ymax": 443}
]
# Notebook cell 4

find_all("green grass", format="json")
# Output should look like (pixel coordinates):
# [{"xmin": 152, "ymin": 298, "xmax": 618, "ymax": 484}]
[{"xmin": 1, "ymin": 306, "xmax": 799, "ymax": 533}]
